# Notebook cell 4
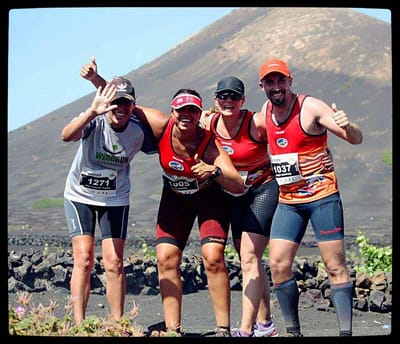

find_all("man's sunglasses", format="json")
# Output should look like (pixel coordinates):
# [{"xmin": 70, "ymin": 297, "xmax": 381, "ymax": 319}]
[{"xmin": 216, "ymin": 92, "xmax": 243, "ymax": 101}]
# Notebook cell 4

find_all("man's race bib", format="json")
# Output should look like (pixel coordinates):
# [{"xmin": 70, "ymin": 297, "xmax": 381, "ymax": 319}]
[
  {"xmin": 163, "ymin": 173, "xmax": 199, "ymax": 194},
  {"xmin": 271, "ymin": 153, "xmax": 302, "ymax": 185},
  {"xmin": 80, "ymin": 168, "xmax": 117, "ymax": 196}
]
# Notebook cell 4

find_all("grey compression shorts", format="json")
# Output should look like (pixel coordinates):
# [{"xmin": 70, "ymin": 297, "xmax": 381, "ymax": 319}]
[{"xmin": 64, "ymin": 199, "xmax": 129, "ymax": 240}]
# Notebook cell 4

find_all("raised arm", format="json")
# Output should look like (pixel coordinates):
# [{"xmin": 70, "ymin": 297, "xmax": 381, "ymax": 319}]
[
  {"xmin": 307, "ymin": 97, "xmax": 363, "ymax": 145},
  {"xmin": 80, "ymin": 56, "xmax": 107, "ymax": 89}
]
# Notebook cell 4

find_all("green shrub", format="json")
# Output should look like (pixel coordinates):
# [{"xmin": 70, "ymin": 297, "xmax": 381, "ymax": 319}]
[
  {"xmin": 381, "ymin": 151, "xmax": 392, "ymax": 167},
  {"xmin": 355, "ymin": 231, "xmax": 392, "ymax": 276},
  {"xmin": 32, "ymin": 198, "xmax": 64, "ymax": 209},
  {"xmin": 141, "ymin": 240, "xmax": 156, "ymax": 257}
]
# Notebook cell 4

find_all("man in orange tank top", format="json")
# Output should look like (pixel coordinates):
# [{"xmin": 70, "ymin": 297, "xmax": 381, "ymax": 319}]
[{"xmin": 259, "ymin": 58, "xmax": 363, "ymax": 337}]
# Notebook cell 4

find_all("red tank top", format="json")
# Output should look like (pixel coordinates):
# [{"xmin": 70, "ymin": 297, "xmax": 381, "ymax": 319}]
[
  {"xmin": 265, "ymin": 94, "xmax": 339, "ymax": 203},
  {"xmin": 158, "ymin": 117, "xmax": 213, "ymax": 194},
  {"xmin": 210, "ymin": 110, "xmax": 273, "ymax": 187}
]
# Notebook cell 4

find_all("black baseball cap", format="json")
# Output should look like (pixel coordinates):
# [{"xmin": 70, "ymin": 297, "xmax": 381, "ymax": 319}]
[{"xmin": 215, "ymin": 76, "xmax": 245, "ymax": 96}]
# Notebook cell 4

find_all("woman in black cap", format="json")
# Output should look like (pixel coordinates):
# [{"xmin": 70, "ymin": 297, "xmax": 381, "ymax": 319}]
[{"xmin": 202, "ymin": 76, "xmax": 279, "ymax": 337}]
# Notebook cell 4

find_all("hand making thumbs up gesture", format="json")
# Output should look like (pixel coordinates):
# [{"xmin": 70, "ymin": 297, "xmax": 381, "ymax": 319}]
[
  {"xmin": 80, "ymin": 56, "xmax": 98, "ymax": 81},
  {"xmin": 331, "ymin": 103, "xmax": 350, "ymax": 129}
]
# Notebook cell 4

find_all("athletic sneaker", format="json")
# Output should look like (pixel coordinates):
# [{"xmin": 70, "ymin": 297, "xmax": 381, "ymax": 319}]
[
  {"xmin": 253, "ymin": 320, "xmax": 279, "ymax": 337},
  {"xmin": 284, "ymin": 326, "xmax": 303, "ymax": 337},
  {"xmin": 231, "ymin": 328, "xmax": 254, "ymax": 337}
]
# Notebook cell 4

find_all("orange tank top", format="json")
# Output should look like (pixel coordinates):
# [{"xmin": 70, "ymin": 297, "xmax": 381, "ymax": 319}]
[{"xmin": 265, "ymin": 94, "xmax": 339, "ymax": 203}]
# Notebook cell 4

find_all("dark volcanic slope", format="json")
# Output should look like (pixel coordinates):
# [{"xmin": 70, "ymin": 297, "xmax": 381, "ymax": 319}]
[{"xmin": 8, "ymin": 7, "xmax": 392, "ymax": 243}]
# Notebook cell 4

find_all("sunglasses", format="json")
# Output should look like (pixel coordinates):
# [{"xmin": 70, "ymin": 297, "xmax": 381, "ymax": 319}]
[{"xmin": 216, "ymin": 92, "xmax": 243, "ymax": 101}]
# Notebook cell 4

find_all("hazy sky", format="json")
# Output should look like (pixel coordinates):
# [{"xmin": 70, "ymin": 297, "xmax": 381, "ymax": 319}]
[{"xmin": 7, "ymin": 7, "xmax": 391, "ymax": 132}]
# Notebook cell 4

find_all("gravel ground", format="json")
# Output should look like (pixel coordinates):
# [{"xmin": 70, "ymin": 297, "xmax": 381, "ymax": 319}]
[
  {"xmin": 8, "ymin": 289, "xmax": 393, "ymax": 338},
  {"xmin": 8, "ymin": 231, "xmax": 395, "ymax": 338}
]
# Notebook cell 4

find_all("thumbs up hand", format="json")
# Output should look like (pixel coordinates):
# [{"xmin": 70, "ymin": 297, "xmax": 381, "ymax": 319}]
[
  {"xmin": 331, "ymin": 103, "xmax": 349, "ymax": 129},
  {"xmin": 80, "ymin": 56, "xmax": 98, "ymax": 81},
  {"xmin": 191, "ymin": 153, "xmax": 216, "ymax": 181}
]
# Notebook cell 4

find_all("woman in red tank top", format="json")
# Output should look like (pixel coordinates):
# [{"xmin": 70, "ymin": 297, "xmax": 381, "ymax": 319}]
[{"xmin": 202, "ymin": 76, "xmax": 279, "ymax": 337}]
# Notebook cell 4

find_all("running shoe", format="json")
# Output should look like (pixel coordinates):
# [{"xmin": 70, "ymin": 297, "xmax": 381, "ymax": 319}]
[
  {"xmin": 253, "ymin": 320, "xmax": 279, "ymax": 337},
  {"xmin": 231, "ymin": 328, "xmax": 254, "ymax": 337}
]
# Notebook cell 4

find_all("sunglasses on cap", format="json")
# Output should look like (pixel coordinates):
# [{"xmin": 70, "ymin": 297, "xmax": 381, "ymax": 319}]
[{"xmin": 216, "ymin": 92, "xmax": 243, "ymax": 101}]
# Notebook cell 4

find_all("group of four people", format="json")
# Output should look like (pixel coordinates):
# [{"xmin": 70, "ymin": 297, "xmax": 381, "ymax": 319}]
[{"xmin": 62, "ymin": 56, "xmax": 362, "ymax": 337}]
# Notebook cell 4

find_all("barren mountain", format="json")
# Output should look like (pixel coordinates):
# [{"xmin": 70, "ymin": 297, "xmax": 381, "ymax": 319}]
[{"xmin": 8, "ymin": 7, "xmax": 392, "ymax": 245}]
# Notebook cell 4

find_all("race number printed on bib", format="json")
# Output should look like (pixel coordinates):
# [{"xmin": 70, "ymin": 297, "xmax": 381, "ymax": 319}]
[
  {"xmin": 163, "ymin": 173, "xmax": 199, "ymax": 194},
  {"xmin": 80, "ymin": 168, "xmax": 117, "ymax": 196},
  {"xmin": 271, "ymin": 153, "xmax": 302, "ymax": 185}
]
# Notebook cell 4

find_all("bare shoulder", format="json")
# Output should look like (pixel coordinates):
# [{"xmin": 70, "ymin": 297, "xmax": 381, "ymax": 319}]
[
  {"xmin": 250, "ymin": 111, "xmax": 267, "ymax": 142},
  {"xmin": 200, "ymin": 110, "xmax": 216, "ymax": 130},
  {"xmin": 253, "ymin": 110, "xmax": 266, "ymax": 123}
]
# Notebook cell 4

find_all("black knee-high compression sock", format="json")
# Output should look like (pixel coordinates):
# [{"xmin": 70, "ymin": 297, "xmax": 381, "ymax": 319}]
[
  {"xmin": 274, "ymin": 277, "xmax": 301, "ymax": 335},
  {"xmin": 330, "ymin": 281, "xmax": 353, "ymax": 336}
]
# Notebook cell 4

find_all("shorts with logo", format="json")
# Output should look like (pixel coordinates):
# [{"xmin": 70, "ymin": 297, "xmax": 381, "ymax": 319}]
[
  {"xmin": 156, "ymin": 182, "xmax": 230, "ymax": 251},
  {"xmin": 270, "ymin": 192, "xmax": 344, "ymax": 244},
  {"xmin": 64, "ymin": 199, "xmax": 129, "ymax": 240}
]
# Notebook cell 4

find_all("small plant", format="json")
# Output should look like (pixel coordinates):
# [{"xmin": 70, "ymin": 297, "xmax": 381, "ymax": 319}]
[
  {"xmin": 9, "ymin": 291, "xmax": 145, "ymax": 336},
  {"xmin": 355, "ymin": 231, "xmax": 392, "ymax": 276},
  {"xmin": 141, "ymin": 241, "xmax": 156, "ymax": 257},
  {"xmin": 224, "ymin": 244, "xmax": 239, "ymax": 259},
  {"xmin": 381, "ymin": 151, "xmax": 392, "ymax": 167}
]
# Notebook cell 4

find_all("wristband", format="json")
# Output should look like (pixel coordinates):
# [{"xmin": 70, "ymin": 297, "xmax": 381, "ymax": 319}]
[{"xmin": 210, "ymin": 166, "xmax": 222, "ymax": 179}]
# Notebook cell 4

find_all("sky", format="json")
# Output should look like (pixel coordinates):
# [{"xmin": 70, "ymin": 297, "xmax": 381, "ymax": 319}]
[{"xmin": 7, "ymin": 7, "xmax": 392, "ymax": 132}]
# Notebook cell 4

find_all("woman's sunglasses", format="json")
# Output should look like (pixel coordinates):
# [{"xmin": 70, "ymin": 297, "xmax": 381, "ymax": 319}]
[{"xmin": 216, "ymin": 92, "xmax": 243, "ymax": 101}]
